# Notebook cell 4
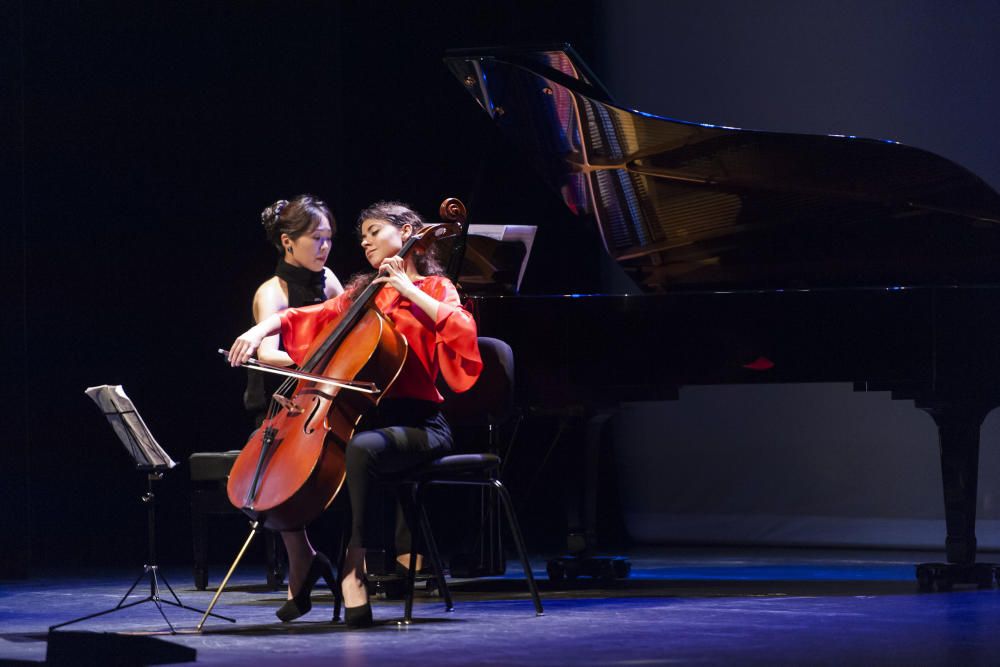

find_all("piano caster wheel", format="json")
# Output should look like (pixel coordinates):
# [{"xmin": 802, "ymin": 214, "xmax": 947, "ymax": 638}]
[
  {"xmin": 548, "ymin": 558, "xmax": 580, "ymax": 581},
  {"xmin": 916, "ymin": 567, "xmax": 932, "ymax": 592},
  {"xmin": 916, "ymin": 562, "xmax": 996, "ymax": 592},
  {"xmin": 917, "ymin": 563, "xmax": 951, "ymax": 592},
  {"xmin": 610, "ymin": 558, "xmax": 631, "ymax": 580},
  {"xmin": 598, "ymin": 561, "xmax": 618, "ymax": 583},
  {"xmin": 589, "ymin": 559, "xmax": 622, "ymax": 582},
  {"xmin": 546, "ymin": 556, "xmax": 631, "ymax": 584}
]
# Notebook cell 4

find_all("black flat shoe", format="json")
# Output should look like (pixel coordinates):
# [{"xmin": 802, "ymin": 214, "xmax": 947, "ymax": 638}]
[
  {"xmin": 276, "ymin": 552, "xmax": 335, "ymax": 622},
  {"xmin": 344, "ymin": 602, "xmax": 373, "ymax": 628}
]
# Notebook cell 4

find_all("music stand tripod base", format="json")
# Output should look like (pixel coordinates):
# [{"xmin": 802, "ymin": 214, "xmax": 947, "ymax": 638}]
[{"xmin": 50, "ymin": 469, "xmax": 235, "ymax": 633}]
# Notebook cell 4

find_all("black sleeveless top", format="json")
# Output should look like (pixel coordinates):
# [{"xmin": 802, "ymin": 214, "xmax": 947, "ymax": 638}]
[{"xmin": 243, "ymin": 259, "xmax": 327, "ymax": 424}]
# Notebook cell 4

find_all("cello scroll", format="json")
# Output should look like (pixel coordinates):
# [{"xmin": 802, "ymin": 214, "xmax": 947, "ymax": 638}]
[{"xmin": 439, "ymin": 197, "xmax": 467, "ymax": 225}]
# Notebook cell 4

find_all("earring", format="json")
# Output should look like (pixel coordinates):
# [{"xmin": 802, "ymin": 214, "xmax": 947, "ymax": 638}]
[{"xmin": 286, "ymin": 246, "xmax": 293, "ymax": 253}]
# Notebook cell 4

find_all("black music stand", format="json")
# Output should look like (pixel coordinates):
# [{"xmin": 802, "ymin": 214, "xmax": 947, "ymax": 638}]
[{"xmin": 50, "ymin": 385, "xmax": 235, "ymax": 634}]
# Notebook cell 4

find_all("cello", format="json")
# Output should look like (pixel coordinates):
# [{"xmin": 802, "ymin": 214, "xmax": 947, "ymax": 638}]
[{"xmin": 225, "ymin": 199, "xmax": 466, "ymax": 531}]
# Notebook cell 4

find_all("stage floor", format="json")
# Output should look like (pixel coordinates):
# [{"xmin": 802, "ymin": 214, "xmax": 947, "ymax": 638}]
[{"xmin": 3, "ymin": 547, "xmax": 1000, "ymax": 665}]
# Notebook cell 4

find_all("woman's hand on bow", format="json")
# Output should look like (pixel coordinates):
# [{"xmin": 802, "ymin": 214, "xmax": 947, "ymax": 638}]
[{"xmin": 228, "ymin": 325, "xmax": 268, "ymax": 367}]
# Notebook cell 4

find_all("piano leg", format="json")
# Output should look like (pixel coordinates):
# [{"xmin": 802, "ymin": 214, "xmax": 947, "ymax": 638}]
[
  {"xmin": 546, "ymin": 411, "xmax": 631, "ymax": 584},
  {"xmin": 916, "ymin": 403, "xmax": 996, "ymax": 591}
]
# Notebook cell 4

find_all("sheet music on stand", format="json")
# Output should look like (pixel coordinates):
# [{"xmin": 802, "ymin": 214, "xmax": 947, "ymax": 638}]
[
  {"xmin": 85, "ymin": 385, "xmax": 177, "ymax": 471},
  {"xmin": 459, "ymin": 224, "xmax": 537, "ymax": 294}
]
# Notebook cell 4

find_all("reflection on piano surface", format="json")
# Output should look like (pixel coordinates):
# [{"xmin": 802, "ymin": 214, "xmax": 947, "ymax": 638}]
[{"xmin": 444, "ymin": 44, "xmax": 1000, "ymax": 586}]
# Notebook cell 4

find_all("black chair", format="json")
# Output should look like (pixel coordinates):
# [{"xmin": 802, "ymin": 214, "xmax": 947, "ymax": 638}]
[{"xmin": 397, "ymin": 337, "xmax": 543, "ymax": 622}]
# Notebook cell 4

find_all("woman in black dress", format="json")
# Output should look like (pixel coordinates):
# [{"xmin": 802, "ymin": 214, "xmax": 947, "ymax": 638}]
[{"xmin": 244, "ymin": 195, "xmax": 344, "ymax": 606}]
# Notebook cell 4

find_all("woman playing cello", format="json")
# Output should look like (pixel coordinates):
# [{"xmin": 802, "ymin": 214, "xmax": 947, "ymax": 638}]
[{"xmin": 227, "ymin": 201, "xmax": 482, "ymax": 627}]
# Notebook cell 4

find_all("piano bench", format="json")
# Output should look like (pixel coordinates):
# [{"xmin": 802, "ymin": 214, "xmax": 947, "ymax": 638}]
[{"xmin": 189, "ymin": 451, "xmax": 283, "ymax": 591}]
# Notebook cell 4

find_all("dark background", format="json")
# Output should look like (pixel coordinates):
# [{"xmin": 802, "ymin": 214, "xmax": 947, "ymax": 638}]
[
  {"xmin": 3, "ymin": 1, "xmax": 601, "ymax": 574},
  {"xmin": 5, "ymin": 1, "xmax": 1000, "ymax": 575}
]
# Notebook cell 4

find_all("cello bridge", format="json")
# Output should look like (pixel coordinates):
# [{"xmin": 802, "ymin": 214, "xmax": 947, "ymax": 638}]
[{"xmin": 271, "ymin": 394, "xmax": 303, "ymax": 416}]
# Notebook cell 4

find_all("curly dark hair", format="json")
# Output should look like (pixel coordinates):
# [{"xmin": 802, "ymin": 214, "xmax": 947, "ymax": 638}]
[
  {"xmin": 341, "ymin": 201, "xmax": 447, "ymax": 298},
  {"xmin": 260, "ymin": 194, "xmax": 335, "ymax": 253},
  {"xmin": 355, "ymin": 200, "xmax": 445, "ymax": 277}
]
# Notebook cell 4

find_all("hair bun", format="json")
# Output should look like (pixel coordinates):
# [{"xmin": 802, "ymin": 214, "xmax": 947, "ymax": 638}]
[{"xmin": 261, "ymin": 199, "xmax": 290, "ymax": 234}]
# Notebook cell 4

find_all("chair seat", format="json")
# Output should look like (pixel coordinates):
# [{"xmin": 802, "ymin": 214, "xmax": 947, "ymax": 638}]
[
  {"xmin": 406, "ymin": 453, "xmax": 501, "ymax": 480},
  {"xmin": 189, "ymin": 451, "xmax": 241, "ymax": 482}
]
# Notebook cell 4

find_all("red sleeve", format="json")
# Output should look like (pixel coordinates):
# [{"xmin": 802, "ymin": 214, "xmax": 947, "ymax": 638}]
[
  {"xmin": 425, "ymin": 277, "xmax": 482, "ymax": 392},
  {"xmin": 278, "ymin": 293, "xmax": 351, "ymax": 366}
]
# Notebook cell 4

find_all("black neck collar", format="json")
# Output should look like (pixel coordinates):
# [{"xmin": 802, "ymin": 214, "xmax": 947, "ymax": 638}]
[{"xmin": 275, "ymin": 257, "xmax": 326, "ymax": 305}]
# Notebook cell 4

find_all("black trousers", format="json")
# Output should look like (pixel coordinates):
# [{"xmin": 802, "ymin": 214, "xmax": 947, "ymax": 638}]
[{"xmin": 345, "ymin": 399, "xmax": 452, "ymax": 552}]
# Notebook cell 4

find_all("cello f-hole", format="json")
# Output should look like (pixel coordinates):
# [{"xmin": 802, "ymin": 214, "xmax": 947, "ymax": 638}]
[{"xmin": 303, "ymin": 397, "xmax": 324, "ymax": 435}]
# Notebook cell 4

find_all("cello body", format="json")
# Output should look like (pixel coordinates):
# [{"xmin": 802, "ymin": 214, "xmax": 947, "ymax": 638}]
[{"xmin": 227, "ymin": 307, "xmax": 407, "ymax": 531}]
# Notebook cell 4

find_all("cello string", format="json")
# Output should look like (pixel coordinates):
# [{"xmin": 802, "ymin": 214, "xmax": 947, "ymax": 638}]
[
  {"xmin": 268, "ymin": 376, "xmax": 295, "ymax": 423},
  {"xmin": 264, "ymin": 372, "xmax": 299, "ymax": 425}
]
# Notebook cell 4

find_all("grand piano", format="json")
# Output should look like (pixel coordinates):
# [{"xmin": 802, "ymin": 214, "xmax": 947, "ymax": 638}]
[{"xmin": 443, "ymin": 45, "xmax": 1000, "ymax": 588}]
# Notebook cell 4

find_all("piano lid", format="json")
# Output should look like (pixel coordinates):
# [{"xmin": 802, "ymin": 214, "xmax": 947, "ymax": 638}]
[{"xmin": 445, "ymin": 45, "xmax": 1000, "ymax": 291}]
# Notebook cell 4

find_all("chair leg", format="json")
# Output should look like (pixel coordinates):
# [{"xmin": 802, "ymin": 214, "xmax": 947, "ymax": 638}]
[
  {"xmin": 415, "ymin": 484, "xmax": 454, "ymax": 612},
  {"xmin": 400, "ymin": 484, "xmax": 423, "ymax": 624},
  {"xmin": 191, "ymin": 493, "xmax": 209, "ymax": 590},
  {"xmin": 332, "ymin": 519, "xmax": 348, "ymax": 623},
  {"xmin": 493, "ymin": 479, "xmax": 544, "ymax": 616},
  {"xmin": 264, "ymin": 529, "xmax": 283, "ymax": 590}
]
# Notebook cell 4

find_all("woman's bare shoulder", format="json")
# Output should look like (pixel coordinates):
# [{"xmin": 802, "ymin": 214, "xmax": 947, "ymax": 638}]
[
  {"xmin": 253, "ymin": 276, "xmax": 289, "ymax": 322},
  {"xmin": 324, "ymin": 267, "xmax": 344, "ymax": 296}
]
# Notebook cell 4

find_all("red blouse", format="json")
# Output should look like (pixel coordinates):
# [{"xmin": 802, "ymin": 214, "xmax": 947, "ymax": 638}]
[{"xmin": 278, "ymin": 275, "xmax": 482, "ymax": 402}]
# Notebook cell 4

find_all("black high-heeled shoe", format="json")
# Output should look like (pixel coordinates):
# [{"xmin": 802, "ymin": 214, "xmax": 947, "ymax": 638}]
[
  {"xmin": 342, "ymin": 575, "xmax": 373, "ymax": 628},
  {"xmin": 344, "ymin": 601, "xmax": 373, "ymax": 628},
  {"xmin": 276, "ymin": 552, "xmax": 335, "ymax": 622}
]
